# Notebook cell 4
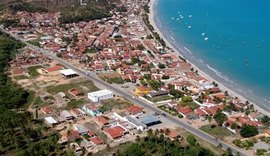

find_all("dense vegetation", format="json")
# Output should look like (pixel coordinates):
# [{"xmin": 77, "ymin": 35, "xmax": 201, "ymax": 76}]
[
  {"xmin": 0, "ymin": 32, "xmax": 72, "ymax": 155},
  {"xmin": 59, "ymin": 5, "xmax": 111, "ymax": 24},
  {"xmin": 240, "ymin": 124, "xmax": 259, "ymax": 138},
  {"xmin": 115, "ymin": 129, "xmax": 215, "ymax": 156},
  {"xmin": 8, "ymin": 2, "xmax": 48, "ymax": 13}
]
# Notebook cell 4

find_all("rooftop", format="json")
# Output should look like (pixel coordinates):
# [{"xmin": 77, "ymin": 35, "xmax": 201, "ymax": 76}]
[
  {"xmin": 60, "ymin": 69, "xmax": 77, "ymax": 76},
  {"xmin": 88, "ymin": 89, "xmax": 113, "ymax": 97}
]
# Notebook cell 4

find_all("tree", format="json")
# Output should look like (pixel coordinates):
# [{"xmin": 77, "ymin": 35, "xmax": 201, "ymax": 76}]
[
  {"xmin": 230, "ymin": 122, "xmax": 238, "ymax": 130},
  {"xmin": 240, "ymin": 124, "xmax": 258, "ymax": 138},
  {"xmin": 158, "ymin": 63, "xmax": 166, "ymax": 69},
  {"xmin": 186, "ymin": 135, "xmax": 197, "ymax": 146},
  {"xmin": 181, "ymin": 96, "xmax": 193, "ymax": 103},
  {"xmin": 223, "ymin": 148, "xmax": 233, "ymax": 156},
  {"xmin": 213, "ymin": 110, "xmax": 227, "ymax": 126}
]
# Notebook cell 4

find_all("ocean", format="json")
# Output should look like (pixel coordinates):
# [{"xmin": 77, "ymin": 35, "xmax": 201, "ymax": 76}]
[{"xmin": 154, "ymin": 0, "xmax": 270, "ymax": 111}]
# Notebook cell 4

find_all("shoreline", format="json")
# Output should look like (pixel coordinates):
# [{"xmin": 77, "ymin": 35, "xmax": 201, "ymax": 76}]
[{"xmin": 148, "ymin": 0, "xmax": 270, "ymax": 116}]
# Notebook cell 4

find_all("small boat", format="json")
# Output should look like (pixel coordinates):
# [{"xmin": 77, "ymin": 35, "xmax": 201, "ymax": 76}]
[
  {"xmin": 189, "ymin": 15, "xmax": 192, "ymax": 18},
  {"xmin": 202, "ymin": 33, "xmax": 205, "ymax": 36},
  {"xmin": 188, "ymin": 25, "xmax": 192, "ymax": 29},
  {"xmin": 204, "ymin": 37, "xmax": 208, "ymax": 41}
]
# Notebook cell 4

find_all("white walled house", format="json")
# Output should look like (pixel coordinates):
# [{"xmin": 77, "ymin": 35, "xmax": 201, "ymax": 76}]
[{"xmin": 88, "ymin": 89, "xmax": 113, "ymax": 102}]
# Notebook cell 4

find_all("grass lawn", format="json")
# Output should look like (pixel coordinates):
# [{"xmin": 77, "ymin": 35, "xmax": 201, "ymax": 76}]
[
  {"xmin": 186, "ymin": 102, "xmax": 199, "ymax": 110},
  {"xmin": 200, "ymin": 124, "xmax": 233, "ymax": 139},
  {"xmin": 66, "ymin": 99, "xmax": 85, "ymax": 109},
  {"xmin": 46, "ymin": 80, "xmax": 99, "ymax": 94},
  {"xmin": 93, "ymin": 142, "xmax": 132, "ymax": 156},
  {"xmin": 100, "ymin": 98, "xmax": 133, "ymax": 111},
  {"xmin": 145, "ymin": 95, "xmax": 172, "ymax": 103},
  {"xmin": 175, "ymin": 127, "xmax": 224, "ymax": 155},
  {"xmin": 27, "ymin": 65, "xmax": 42, "ymax": 77},
  {"xmin": 28, "ymin": 40, "xmax": 41, "ymax": 47},
  {"xmin": 14, "ymin": 75, "xmax": 29, "ymax": 80},
  {"xmin": 32, "ymin": 96, "xmax": 48, "ymax": 108}
]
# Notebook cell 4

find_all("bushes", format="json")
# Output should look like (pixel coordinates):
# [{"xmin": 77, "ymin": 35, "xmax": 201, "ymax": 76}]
[{"xmin": 240, "ymin": 125, "xmax": 258, "ymax": 138}]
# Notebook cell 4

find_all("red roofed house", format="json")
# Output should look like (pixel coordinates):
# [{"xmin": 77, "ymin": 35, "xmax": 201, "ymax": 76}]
[
  {"xmin": 91, "ymin": 137, "xmax": 104, "ymax": 145},
  {"xmin": 177, "ymin": 106, "xmax": 193, "ymax": 117},
  {"xmin": 87, "ymin": 131, "xmax": 96, "ymax": 138},
  {"xmin": 127, "ymin": 105, "xmax": 144, "ymax": 116},
  {"xmin": 43, "ymin": 65, "xmax": 63, "ymax": 73},
  {"xmin": 95, "ymin": 116, "xmax": 110, "ymax": 128},
  {"xmin": 163, "ymin": 128, "xmax": 180, "ymax": 140},
  {"xmin": 195, "ymin": 108, "xmax": 207, "ymax": 117},
  {"xmin": 104, "ymin": 126, "xmax": 126, "ymax": 140},
  {"xmin": 41, "ymin": 106, "xmax": 53, "ymax": 114},
  {"xmin": 69, "ymin": 88, "xmax": 83, "ymax": 97}
]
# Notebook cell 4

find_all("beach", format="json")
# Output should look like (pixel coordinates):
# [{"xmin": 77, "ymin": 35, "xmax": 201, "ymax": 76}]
[{"xmin": 148, "ymin": 0, "xmax": 270, "ymax": 116}]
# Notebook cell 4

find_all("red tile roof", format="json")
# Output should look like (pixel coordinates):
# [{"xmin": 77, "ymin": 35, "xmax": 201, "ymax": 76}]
[
  {"xmin": 196, "ymin": 108, "xmax": 207, "ymax": 116},
  {"xmin": 45, "ymin": 65, "xmax": 62, "ymax": 72},
  {"xmin": 177, "ymin": 106, "xmax": 193, "ymax": 115},
  {"xmin": 96, "ymin": 116, "xmax": 109, "ymax": 126},
  {"xmin": 127, "ymin": 105, "xmax": 143, "ymax": 115},
  {"xmin": 105, "ymin": 126, "xmax": 125, "ymax": 139},
  {"xmin": 91, "ymin": 137, "xmax": 104, "ymax": 145}
]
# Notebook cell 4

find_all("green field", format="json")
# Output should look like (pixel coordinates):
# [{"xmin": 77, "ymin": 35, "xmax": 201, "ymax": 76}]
[
  {"xmin": 27, "ymin": 65, "xmax": 42, "ymax": 77},
  {"xmin": 200, "ymin": 124, "xmax": 233, "ymax": 139},
  {"xmin": 46, "ymin": 80, "xmax": 99, "ymax": 94},
  {"xmin": 145, "ymin": 95, "xmax": 172, "ymax": 103},
  {"xmin": 100, "ymin": 98, "xmax": 133, "ymax": 112},
  {"xmin": 14, "ymin": 75, "xmax": 29, "ymax": 80}
]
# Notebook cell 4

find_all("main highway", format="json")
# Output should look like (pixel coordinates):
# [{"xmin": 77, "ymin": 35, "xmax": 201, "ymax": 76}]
[{"xmin": 1, "ymin": 26, "xmax": 246, "ymax": 156}]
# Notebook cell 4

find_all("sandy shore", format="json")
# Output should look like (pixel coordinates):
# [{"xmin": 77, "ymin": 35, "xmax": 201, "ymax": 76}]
[{"xmin": 148, "ymin": 0, "xmax": 269, "ymax": 116}]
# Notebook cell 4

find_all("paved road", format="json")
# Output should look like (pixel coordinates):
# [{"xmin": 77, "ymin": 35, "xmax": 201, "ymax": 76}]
[{"xmin": 1, "ymin": 26, "xmax": 246, "ymax": 156}]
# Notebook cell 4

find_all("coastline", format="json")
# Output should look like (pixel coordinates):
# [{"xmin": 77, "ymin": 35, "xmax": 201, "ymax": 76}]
[{"xmin": 148, "ymin": 0, "xmax": 270, "ymax": 116}]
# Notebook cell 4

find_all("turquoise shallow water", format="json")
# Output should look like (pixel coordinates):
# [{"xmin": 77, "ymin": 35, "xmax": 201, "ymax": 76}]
[{"xmin": 154, "ymin": 0, "xmax": 270, "ymax": 110}]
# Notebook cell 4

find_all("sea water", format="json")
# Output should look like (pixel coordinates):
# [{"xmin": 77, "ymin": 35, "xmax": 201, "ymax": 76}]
[{"xmin": 154, "ymin": 0, "xmax": 270, "ymax": 111}]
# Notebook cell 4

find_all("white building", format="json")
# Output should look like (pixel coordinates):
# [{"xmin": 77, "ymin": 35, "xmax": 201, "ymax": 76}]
[{"xmin": 88, "ymin": 89, "xmax": 113, "ymax": 102}]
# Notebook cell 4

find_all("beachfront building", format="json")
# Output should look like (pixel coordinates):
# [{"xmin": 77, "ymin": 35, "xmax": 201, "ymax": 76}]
[{"xmin": 88, "ymin": 89, "xmax": 113, "ymax": 102}]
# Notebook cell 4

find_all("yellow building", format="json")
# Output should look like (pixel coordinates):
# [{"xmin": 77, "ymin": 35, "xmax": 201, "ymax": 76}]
[{"xmin": 135, "ymin": 86, "xmax": 151, "ymax": 96}]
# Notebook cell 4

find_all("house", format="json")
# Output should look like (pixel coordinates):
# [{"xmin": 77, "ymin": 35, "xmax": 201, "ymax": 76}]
[
  {"xmin": 125, "ymin": 115, "xmax": 147, "ymax": 131},
  {"xmin": 60, "ymin": 69, "xmax": 78, "ymax": 78},
  {"xmin": 147, "ymin": 90, "xmax": 169, "ymax": 98},
  {"xmin": 163, "ymin": 128, "xmax": 180, "ymax": 140},
  {"xmin": 135, "ymin": 86, "xmax": 151, "ymax": 96},
  {"xmin": 73, "ymin": 124, "xmax": 89, "ymax": 135},
  {"xmin": 80, "ymin": 140, "xmax": 93, "ymax": 152},
  {"xmin": 140, "ymin": 114, "xmax": 161, "ymax": 127},
  {"xmin": 41, "ymin": 106, "xmax": 53, "ymax": 114},
  {"xmin": 195, "ymin": 108, "xmax": 207, "ymax": 117},
  {"xmin": 87, "ymin": 131, "xmax": 96, "ymax": 138},
  {"xmin": 82, "ymin": 104, "xmax": 102, "ymax": 116},
  {"xmin": 88, "ymin": 89, "xmax": 113, "ymax": 102},
  {"xmin": 95, "ymin": 116, "xmax": 110, "ymax": 127},
  {"xmin": 70, "ymin": 108, "xmax": 86, "ymax": 118},
  {"xmin": 43, "ymin": 65, "xmax": 62, "ymax": 73},
  {"xmin": 70, "ymin": 142, "xmax": 83, "ymax": 156},
  {"xmin": 177, "ymin": 107, "xmax": 193, "ymax": 117},
  {"xmin": 127, "ymin": 105, "xmax": 144, "ymax": 116},
  {"xmin": 69, "ymin": 88, "xmax": 83, "ymax": 97},
  {"xmin": 44, "ymin": 116, "xmax": 58, "ymax": 126},
  {"xmin": 60, "ymin": 110, "xmax": 74, "ymax": 120},
  {"xmin": 104, "ymin": 126, "xmax": 126, "ymax": 140},
  {"xmin": 90, "ymin": 137, "xmax": 104, "ymax": 145}
]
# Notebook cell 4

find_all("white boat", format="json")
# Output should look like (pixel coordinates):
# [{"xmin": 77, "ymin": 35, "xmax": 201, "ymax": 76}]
[
  {"xmin": 204, "ymin": 37, "xmax": 208, "ymax": 41},
  {"xmin": 202, "ymin": 33, "xmax": 205, "ymax": 36}
]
